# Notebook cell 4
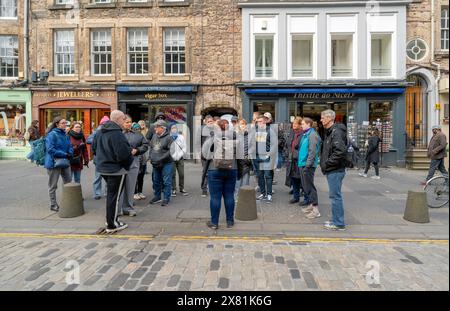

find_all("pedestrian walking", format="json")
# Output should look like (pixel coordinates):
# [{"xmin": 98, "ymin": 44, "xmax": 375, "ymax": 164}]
[
  {"xmin": 68, "ymin": 122, "xmax": 89, "ymax": 184},
  {"xmin": 298, "ymin": 118, "xmax": 321, "ymax": 219},
  {"xmin": 148, "ymin": 120, "xmax": 174, "ymax": 206},
  {"xmin": 25, "ymin": 120, "xmax": 40, "ymax": 162},
  {"xmin": 285, "ymin": 117, "xmax": 304, "ymax": 204},
  {"xmin": 359, "ymin": 129, "xmax": 382, "ymax": 179},
  {"xmin": 87, "ymin": 116, "xmax": 110, "ymax": 200},
  {"xmin": 423, "ymin": 125, "xmax": 448, "ymax": 184},
  {"xmin": 201, "ymin": 115, "xmax": 215, "ymax": 197},
  {"xmin": 235, "ymin": 119, "xmax": 253, "ymax": 202},
  {"xmin": 120, "ymin": 117, "xmax": 149, "ymax": 216},
  {"xmin": 92, "ymin": 110, "xmax": 133, "ymax": 234},
  {"xmin": 202, "ymin": 119, "xmax": 238, "ymax": 230},
  {"xmin": 170, "ymin": 123, "xmax": 189, "ymax": 197},
  {"xmin": 320, "ymin": 110, "xmax": 348, "ymax": 231},
  {"xmin": 44, "ymin": 116, "xmax": 73, "ymax": 212}
]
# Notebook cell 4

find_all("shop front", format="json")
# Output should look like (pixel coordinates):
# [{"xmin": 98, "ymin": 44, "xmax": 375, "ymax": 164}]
[
  {"xmin": 0, "ymin": 90, "xmax": 32, "ymax": 160},
  {"xmin": 238, "ymin": 83, "xmax": 408, "ymax": 167},
  {"xmin": 117, "ymin": 85, "xmax": 197, "ymax": 151},
  {"xmin": 32, "ymin": 89, "xmax": 117, "ymax": 136}
]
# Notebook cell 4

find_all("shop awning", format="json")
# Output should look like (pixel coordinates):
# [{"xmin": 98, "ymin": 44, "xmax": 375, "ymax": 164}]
[
  {"xmin": 117, "ymin": 85, "xmax": 197, "ymax": 93},
  {"xmin": 245, "ymin": 88, "xmax": 406, "ymax": 95}
]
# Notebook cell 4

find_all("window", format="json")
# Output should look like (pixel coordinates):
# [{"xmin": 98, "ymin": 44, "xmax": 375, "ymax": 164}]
[
  {"xmin": 91, "ymin": 29, "xmax": 112, "ymax": 75},
  {"xmin": 92, "ymin": 0, "xmax": 111, "ymax": 3},
  {"xmin": 55, "ymin": 0, "xmax": 74, "ymax": 4},
  {"xmin": 0, "ymin": 0, "xmax": 17, "ymax": 18},
  {"xmin": 163, "ymin": 28, "xmax": 186, "ymax": 75},
  {"xmin": 442, "ymin": 6, "xmax": 449, "ymax": 50},
  {"xmin": 0, "ymin": 36, "xmax": 18, "ymax": 78},
  {"xmin": 255, "ymin": 35, "xmax": 274, "ymax": 78},
  {"xmin": 128, "ymin": 0, "xmax": 148, "ymax": 2},
  {"xmin": 406, "ymin": 38, "xmax": 428, "ymax": 62},
  {"xmin": 127, "ymin": 28, "xmax": 149, "ymax": 75},
  {"xmin": 331, "ymin": 34, "xmax": 353, "ymax": 77},
  {"xmin": 54, "ymin": 30, "xmax": 75, "ymax": 76},
  {"xmin": 369, "ymin": 101, "xmax": 394, "ymax": 150},
  {"xmin": 0, "ymin": 103, "xmax": 26, "ymax": 139},
  {"xmin": 371, "ymin": 34, "xmax": 392, "ymax": 77},
  {"xmin": 292, "ymin": 35, "xmax": 313, "ymax": 78}
]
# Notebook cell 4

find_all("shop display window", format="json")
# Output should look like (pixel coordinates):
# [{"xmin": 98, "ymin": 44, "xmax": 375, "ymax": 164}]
[
  {"xmin": 0, "ymin": 103, "xmax": 26, "ymax": 147},
  {"xmin": 150, "ymin": 104, "xmax": 188, "ymax": 139},
  {"xmin": 369, "ymin": 101, "xmax": 394, "ymax": 151}
]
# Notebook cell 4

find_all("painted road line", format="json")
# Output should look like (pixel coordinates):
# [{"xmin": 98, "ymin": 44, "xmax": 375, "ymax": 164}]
[{"xmin": 0, "ymin": 233, "xmax": 154, "ymax": 241}]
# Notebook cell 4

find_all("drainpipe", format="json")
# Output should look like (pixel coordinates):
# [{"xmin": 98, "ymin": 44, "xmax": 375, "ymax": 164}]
[
  {"xmin": 23, "ymin": 0, "xmax": 29, "ymax": 82},
  {"xmin": 430, "ymin": 0, "xmax": 441, "ymax": 130}
]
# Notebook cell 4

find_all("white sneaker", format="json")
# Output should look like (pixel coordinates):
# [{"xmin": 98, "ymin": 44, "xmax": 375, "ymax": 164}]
[
  {"xmin": 139, "ymin": 193, "xmax": 146, "ymax": 199},
  {"xmin": 371, "ymin": 176, "xmax": 381, "ymax": 180},
  {"xmin": 358, "ymin": 173, "xmax": 368, "ymax": 178},
  {"xmin": 305, "ymin": 206, "xmax": 321, "ymax": 219},
  {"xmin": 301, "ymin": 204, "xmax": 314, "ymax": 214},
  {"xmin": 133, "ymin": 194, "xmax": 141, "ymax": 200},
  {"xmin": 105, "ymin": 222, "xmax": 128, "ymax": 234},
  {"xmin": 256, "ymin": 194, "xmax": 265, "ymax": 201},
  {"xmin": 266, "ymin": 195, "xmax": 273, "ymax": 204}
]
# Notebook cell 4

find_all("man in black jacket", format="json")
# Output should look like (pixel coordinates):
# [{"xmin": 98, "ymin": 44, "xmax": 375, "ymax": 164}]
[
  {"xmin": 320, "ymin": 109, "xmax": 347, "ymax": 231},
  {"xmin": 93, "ymin": 110, "xmax": 133, "ymax": 234},
  {"xmin": 149, "ymin": 120, "xmax": 174, "ymax": 206}
]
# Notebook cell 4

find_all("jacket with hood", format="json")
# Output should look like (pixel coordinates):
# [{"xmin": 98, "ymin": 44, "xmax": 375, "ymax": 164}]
[
  {"xmin": 149, "ymin": 128, "xmax": 173, "ymax": 167},
  {"xmin": 92, "ymin": 121, "xmax": 133, "ymax": 173},
  {"xmin": 146, "ymin": 112, "xmax": 167, "ymax": 143},
  {"xmin": 298, "ymin": 128, "xmax": 321, "ymax": 168},
  {"xmin": 44, "ymin": 128, "xmax": 74, "ymax": 169},
  {"xmin": 123, "ymin": 129, "xmax": 149, "ymax": 169},
  {"xmin": 320, "ymin": 123, "xmax": 347, "ymax": 175},
  {"xmin": 170, "ymin": 134, "xmax": 187, "ymax": 161}
]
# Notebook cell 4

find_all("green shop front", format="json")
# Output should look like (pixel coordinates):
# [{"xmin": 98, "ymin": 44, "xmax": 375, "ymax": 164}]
[
  {"xmin": 238, "ymin": 82, "xmax": 408, "ymax": 167},
  {"xmin": 0, "ymin": 89, "xmax": 32, "ymax": 160}
]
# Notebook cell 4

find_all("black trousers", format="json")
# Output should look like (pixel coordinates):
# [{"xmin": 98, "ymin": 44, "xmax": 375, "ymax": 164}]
[
  {"xmin": 300, "ymin": 167, "xmax": 318, "ymax": 206},
  {"xmin": 135, "ymin": 164, "xmax": 147, "ymax": 194},
  {"xmin": 364, "ymin": 161, "xmax": 379, "ymax": 176},
  {"xmin": 201, "ymin": 158, "xmax": 209, "ymax": 191},
  {"xmin": 102, "ymin": 174, "xmax": 126, "ymax": 229}
]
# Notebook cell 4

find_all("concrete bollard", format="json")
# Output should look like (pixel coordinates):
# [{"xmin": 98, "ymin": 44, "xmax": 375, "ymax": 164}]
[
  {"xmin": 59, "ymin": 183, "xmax": 85, "ymax": 218},
  {"xmin": 235, "ymin": 186, "xmax": 258, "ymax": 221},
  {"xmin": 403, "ymin": 191, "xmax": 429, "ymax": 223}
]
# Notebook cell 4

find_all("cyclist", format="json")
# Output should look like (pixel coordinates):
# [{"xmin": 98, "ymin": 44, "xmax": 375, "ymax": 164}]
[{"xmin": 422, "ymin": 125, "xmax": 448, "ymax": 185}]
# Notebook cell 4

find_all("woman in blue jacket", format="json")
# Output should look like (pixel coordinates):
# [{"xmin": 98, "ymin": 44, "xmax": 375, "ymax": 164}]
[
  {"xmin": 45, "ymin": 116, "xmax": 73, "ymax": 212},
  {"xmin": 298, "ymin": 117, "xmax": 321, "ymax": 219}
]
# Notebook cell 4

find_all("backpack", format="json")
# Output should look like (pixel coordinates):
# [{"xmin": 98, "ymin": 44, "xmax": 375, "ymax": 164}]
[
  {"xmin": 213, "ymin": 133, "xmax": 236, "ymax": 170},
  {"xmin": 32, "ymin": 137, "xmax": 47, "ymax": 166}
]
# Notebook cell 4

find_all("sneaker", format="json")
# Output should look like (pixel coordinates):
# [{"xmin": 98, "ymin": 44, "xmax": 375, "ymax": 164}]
[
  {"xmin": 289, "ymin": 198, "xmax": 299, "ymax": 204},
  {"xmin": 149, "ymin": 197, "xmax": 162, "ymax": 205},
  {"xmin": 358, "ymin": 173, "xmax": 368, "ymax": 178},
  {"xmin": 255, "ymin": 186, "xmax": 260, "ymax": 192},
  {"xmin": 180, "ymin": 189, "xmax": 189, "ymax": 196},
  {"xmin": 138, "ymin": 193, "xmax": 146, "ymax": 200},
  {"xmin": 226, "ymin": 221, "xmax": 235, "ymax": 229},
  {"xmin": 272, "ymin": 181, "xmax": 278, "ymax": 185},
  {"xmin": 305, "ymin": 206, "xmax": 321, "ymax": 219},
  {"xmin": 133, "ymin": 194, "xmax": 141, "ymax": 200},
  {"xmin": 202, "ymin": 190, "xmax": 208, "ymax": 197},
  {"xmin": 206, "ymin": 221, "xmax": 218, "ymax": 230},
  {"xmin": 256, "ymin": 194, "xmax": 266, "ymax": 201},
  {"xmin": 324, "ymin": 220, "xmax": 333, "ymax": 226},
  {"xmin": 371, "ymin": 176, "xmax": 381, "ymax": 180},
  {"xmin": 161, "ymin": 200, "xmax": 169, "ymax": 207},
  {"xmin": 324, "ymin": 223, "xmax": 346, "ymax": 231},
  {"xmin": 105, "ymin": 222, "xmax": 128, "ymax": 234},
  {"xmin": 123, "ymin": 209, "xmax": 137, "ymax": 217},
  {"xmin": 94, "ymin": 196, "xmax": 101, "ymax": 200},
  {"xmin": 50, "ymin": 205, "xmax": 59, "ymax": 212},
  {"xmin": 301, "ymin": 204, "xmax": 314, "ymax": 214},
  {"xmin": 171, "ymin": 190, "xmax": 177, "ymax": 197},
  {"xmin": 266, "ymin": 195, "xmax": 273, "ymax": 204}
]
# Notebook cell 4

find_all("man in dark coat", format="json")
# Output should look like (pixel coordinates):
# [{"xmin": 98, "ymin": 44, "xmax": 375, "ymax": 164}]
[{"xmin": 424, "ymin": 125, "xmax": 448, "ymax": 183}]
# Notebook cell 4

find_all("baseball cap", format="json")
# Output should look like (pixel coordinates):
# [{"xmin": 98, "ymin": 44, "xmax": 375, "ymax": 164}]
[
  {"xmin": 264, "ymin": 112, "xmax": 272, "ymax": 120},
  {"xmin": 231, "ymin": 116, "xmax": 239, "ymax": 122},
  {"xmin": 432, "ymin": 125, "xmax": 442, "ymax": 130},
  {"xmin": 154, "ymin": 120, "xmax": 167, "ymax": 128}
]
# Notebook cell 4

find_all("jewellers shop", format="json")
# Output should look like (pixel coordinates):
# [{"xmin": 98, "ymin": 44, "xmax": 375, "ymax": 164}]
[
  {"xmin": 238, "ymin": 82, "xmax": 409, "ymax": 167},
  {"xmin": 32, "ymin": 88, "xmax": 116, "ymax": 136}
]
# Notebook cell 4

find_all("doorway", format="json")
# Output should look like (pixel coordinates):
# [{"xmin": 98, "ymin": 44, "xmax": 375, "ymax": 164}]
[{"xmin": 252, "ymin": 101, "xmax": 276, "ymax": 121}]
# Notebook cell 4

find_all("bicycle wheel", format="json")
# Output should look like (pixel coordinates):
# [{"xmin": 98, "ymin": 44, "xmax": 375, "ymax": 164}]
[{"xmin": 425, "ymin": 176, "xmax": 449, "ymax": 208}]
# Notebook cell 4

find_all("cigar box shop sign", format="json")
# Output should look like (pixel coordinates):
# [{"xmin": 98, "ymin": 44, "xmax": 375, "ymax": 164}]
[{"xmin": 293, "ymin": 92, "xmax": 356, "ymax": 99}]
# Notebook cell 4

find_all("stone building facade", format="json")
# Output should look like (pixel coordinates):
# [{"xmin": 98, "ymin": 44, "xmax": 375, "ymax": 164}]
[
  {"xmin": 406, "ymin": 0, "xmax": 449, "ymax": 168},
  {"xmin": 28, "ymin": 0, "xmax": 242, "ymax": 138}
]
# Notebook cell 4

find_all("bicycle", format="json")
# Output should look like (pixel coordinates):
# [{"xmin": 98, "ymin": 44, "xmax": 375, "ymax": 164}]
[{"xmin": 424, "ymin": 175, "xmax": 449, "ymax": 208}]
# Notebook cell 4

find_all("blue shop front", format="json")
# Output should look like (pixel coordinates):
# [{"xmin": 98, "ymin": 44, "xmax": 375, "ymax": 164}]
[{"xmin": 238, "ymin": 82, "xmax": 409, "ymax": 167}]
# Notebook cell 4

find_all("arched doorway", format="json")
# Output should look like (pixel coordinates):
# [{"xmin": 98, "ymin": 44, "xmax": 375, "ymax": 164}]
[{"xmin": 406, "ymin": 74, "xmax": 428, "ymax": 148}]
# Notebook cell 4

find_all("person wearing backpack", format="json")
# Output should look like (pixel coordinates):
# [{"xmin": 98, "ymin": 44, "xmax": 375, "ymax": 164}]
[
  {"xmin": 202, "ymin": 119, "xmax": 238, "ymax": 230},
  {"xmin": 320, "ymin": 110, "xmax": 347, "ymax": 231},
  {"xmin": 26, "ymin": 120, "xmax": 40, "ymax": 162},
  {"xmin": 45, "ymin": 116, "xmax": 74, "ymax": 212},
  {"xmin": 68, "ymin": 122, "xmax": 89, "ymax": 184}
]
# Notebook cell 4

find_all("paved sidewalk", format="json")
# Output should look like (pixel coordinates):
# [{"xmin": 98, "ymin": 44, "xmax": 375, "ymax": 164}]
[
  {"xmin": 0, "ymin": 235, "xmax": 447, "ymax": 291},
  {"xmin": 0, "ymin": 160, "xmax": 448, "ymax": 239}
]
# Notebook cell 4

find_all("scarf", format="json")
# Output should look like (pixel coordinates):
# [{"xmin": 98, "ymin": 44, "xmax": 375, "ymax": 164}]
[{"xmin": 68, "ymin": 130, "xmax": 85, "ymax": 141}]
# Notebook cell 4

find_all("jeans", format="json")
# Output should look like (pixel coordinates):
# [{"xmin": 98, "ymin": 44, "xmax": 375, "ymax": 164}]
[
  {"xmin": 258, "ymin": 170, "xmax": 273, "ymax": 196},
  {"xmin": 426, "ymin": 159, "xmax": 449, "ymax": 181},
  {"xmin": 234, "ymin": 172, "xmax": 250, "ymax": 200},
  {"xmin": 277, "ymin": 151, "xmax": 285, "ymax": 169},
  {"xmin": 291, "ymin": 177, "xmax": 302, "ymax": 201},
  {"xmin": 72, "ymin": 170, "xmax": 81, "ymax": 183},
  {"xmin": 326, "ymin": 171, "xmax": 346, "ymax": 227},
  {"xmin": 172, "ymin": 159, "xmax": 185, "ymax": 191},
  {"xmin": 208, "ymin": 169, "xmax": 237, "ymax": 225},
  {"xmin": 152, "ymin": 162, "xmax": 173, "ymax": 202},
  {"xmin": 93, "ymin": 168, "xmax": 106, "ymax": 198}
]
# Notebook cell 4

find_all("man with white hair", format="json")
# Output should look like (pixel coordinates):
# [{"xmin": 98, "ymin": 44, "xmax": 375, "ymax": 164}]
[
  {"xmin": 423, "ymin": 125, "xmax": 448, "ymax": 184},
  {"xmin": 320, "ymin": 109, "xmax": 348, "ymax": 231}
]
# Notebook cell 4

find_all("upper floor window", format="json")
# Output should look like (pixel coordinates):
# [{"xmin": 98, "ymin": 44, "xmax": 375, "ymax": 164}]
[
  {"xmin": 92, "ymin": 0, "xmax": 111, "ymax": 3},
  {"xmin": 442, "ymin": 6, "xmax": 449, "ymax": 50},
  {"xmin": 55, "ymin": 0, "xmax": 74, "ymax": 4},
  {"xmin": 406, "ymin": 38, "xmax": 428, "ymax": 62},
  {"xmin": 251, "ymin": 16, "xmax": 277, "ymax": 79},
  {"xmin": 128, "ymin": 0, "xmax": 148, "ymax": 2},
  {"xmin": 371, "ymin": 34, "xmax": 392, "ymax": 77},
  {"xmin": 163, "ymin": 28, "xmax": 186, "ymax": 75},
  {"xmin": 328, "ymin": 15, "xmax": 357, "ymax": 79},
  {"xmin": 289, "ymin": 15, "xmax": 317, "ymax": 79},
  {"xmin": 0, "ymin": 35, "xmax": 18, "ymax": 78},
  {"xmin": 0, "ymin": 0, "xmax": 17, "ymax": 18},
  {"xmin": 54, "ymin": 30, "xmax": 75, "ymax": 76},
  {"xmin": 128, "ymin": 28, "xmax": 149, "ymax": 75},
  {"xmin": 91, "ymin": 29, "xmax": 112, "ymax": 75}
]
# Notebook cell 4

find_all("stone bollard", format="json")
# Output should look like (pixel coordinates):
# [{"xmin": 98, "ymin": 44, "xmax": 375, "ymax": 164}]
[
  {"xmin": 403, "ymin": 191, "xmax": 429, "ymax": 223},
  {"xmin": 235, "ymin": 186, "xmax": 258, "ymax": 221},
  {"xmin": 59, "ymin": 183, "xmax": 85, "ymax": 218}
]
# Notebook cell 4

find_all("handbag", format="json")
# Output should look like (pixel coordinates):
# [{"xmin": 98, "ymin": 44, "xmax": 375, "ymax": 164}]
[{"xmin": 54, "ymin": 158, "xmax": 70, "ymax": 169}]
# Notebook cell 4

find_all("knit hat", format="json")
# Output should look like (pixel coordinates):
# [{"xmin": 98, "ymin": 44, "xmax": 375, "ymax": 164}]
[
  {"xmin": 132, "ymin": 123, "xmax": 141, "ymax": 131},
  {"xmin": 100, "ymin": 116, "xmax": 110, "ymax": 125},
  {"xmin": 154, "ymin": 120, "xmax": 167, "ymax": 128}
]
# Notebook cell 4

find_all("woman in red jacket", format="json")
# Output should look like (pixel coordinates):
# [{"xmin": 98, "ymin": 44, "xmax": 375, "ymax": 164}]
[{"xmin": 68, "ymin": 122, "xmax": 89, "ymax": 183}]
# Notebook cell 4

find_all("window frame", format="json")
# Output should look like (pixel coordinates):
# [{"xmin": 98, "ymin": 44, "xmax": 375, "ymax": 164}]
[
  {"xmin": 90, "ymin": 28, "xmax": 113, "ymax": 76},
  {"xmin": 250, "ymin": 15, "xmax": 278, "ymax": 80},
  {"xmin": 0, "ymin": 0, "xmax": 17, "ymax": 19},
  {"xmin": 0, "ymin": 35, "xmax": 19, "ymax": 78},
  {"xmin": 163, "ymin": 27, "xmax": 186, "ymax": 76},
  {"xmin": 54, "ymin": 29, "xmax": 76, "ymax": 77},
  {"xmin": 441, "ymin": 5, "xmax": 449, "ymax": 51},
  {"xmin": 127, "ymin": 28, "xmax": 150, "ymax": 76}
]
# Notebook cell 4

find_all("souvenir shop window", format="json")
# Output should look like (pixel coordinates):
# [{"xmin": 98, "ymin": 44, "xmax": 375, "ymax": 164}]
[
  {"xmin": 369, "ymin": 101, "xmax": 394, "ymax": 151},
  {"xmin": 150, "ymin": 104, "xmax": 188, "ymax": 139},
  {"xmin": 0, "ymin": 103, "xmax": 26, "ymax": 146}
]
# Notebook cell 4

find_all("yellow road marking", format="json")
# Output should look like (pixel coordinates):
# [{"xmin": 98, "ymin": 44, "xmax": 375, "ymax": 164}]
[{"xmin": 0, "ymin": 232, "xmax": 447, "ymax": 245}]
